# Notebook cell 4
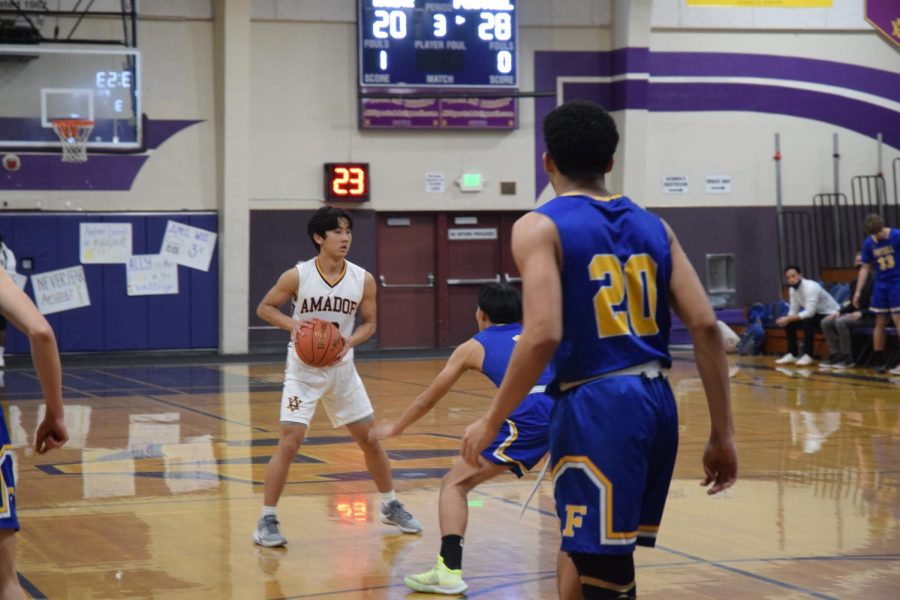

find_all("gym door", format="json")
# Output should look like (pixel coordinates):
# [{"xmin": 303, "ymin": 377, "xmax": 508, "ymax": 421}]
[
  {"xmin": 444, "ymin": 213, "xmax": 521, "ymax": 347},
  {"xmin": 376, "ymin": 214, "xmax": 437, "ymax": 348}
]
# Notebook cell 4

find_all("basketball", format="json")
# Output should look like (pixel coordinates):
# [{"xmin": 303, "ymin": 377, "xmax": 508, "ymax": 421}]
[{"xmin": 294, "ymin": 319, "xmax": 344, "ymax": 367}]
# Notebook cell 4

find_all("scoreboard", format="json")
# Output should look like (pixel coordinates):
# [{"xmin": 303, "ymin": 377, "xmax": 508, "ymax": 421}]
[{"xmin": 358, "ymin": 0, "xmax": 518, "ymax": 89}]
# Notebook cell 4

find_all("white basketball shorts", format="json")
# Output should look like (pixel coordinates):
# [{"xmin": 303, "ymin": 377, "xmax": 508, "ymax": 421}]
[{"xmin": 280, "ymin": 360, "xmax": 374, "ymax": 428}]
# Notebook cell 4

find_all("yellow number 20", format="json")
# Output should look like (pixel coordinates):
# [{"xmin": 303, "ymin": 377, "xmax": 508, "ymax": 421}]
[{"xmin": 589, "ymin": 253, "xmax": 659, "ymax": 338}]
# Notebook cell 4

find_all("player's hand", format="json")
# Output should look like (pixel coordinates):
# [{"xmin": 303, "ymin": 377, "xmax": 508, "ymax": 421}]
[
  {"xmin": 852, "ymin": 293, "xmax": 861, "ymax": 308},
  {"xmin": 326, "ymin": 337, "xmax": 350, "ymax": 367},
  {"xmin": 369, "ymin": 422, "xmax": 398, "ymax": 442},
  {"xmin": 460, "ymin": 417, "xmax": 498, "ymax": 466},
  {"xmin": 775, "ymin": 316, "xmax": 787, "ymax": 327},
  {"xmin": 35, "ymin": 414, "xmax": 69, "ymax": 454},
  {"xmin": 700, "ymin": 435, "xmax": 738, "ymax": 495}
]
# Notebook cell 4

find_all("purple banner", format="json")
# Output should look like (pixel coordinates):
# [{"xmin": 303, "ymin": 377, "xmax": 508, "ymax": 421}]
[
  {"xmin": 865, "ymin": 0, "xmax": 900, "ymax": 46},
  {"xmin": 360, "ymin": 96, "xmax": 516, "ymax": 130}
]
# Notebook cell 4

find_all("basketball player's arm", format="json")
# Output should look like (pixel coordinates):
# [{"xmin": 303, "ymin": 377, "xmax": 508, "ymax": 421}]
[
  {"xmin": 344, "ymin": 272, "xmax": 377, "ymax": 352},
  {"xmin": 664, "ymin": 221, "xmax": 737, "ymax": 494},
  {"xmin": 257, "ymin": 268, "xmax": 303, "ymax": 334},
  {"xmin": 461, "ymin": 213, "xmax": 562, "ymax": 465},
  {"xmin": 0, "ymin": 271, "xmax": 68, "ymax": 454},
  {"xmin": 852, "ymin": 263, "xmax": 871, "ymax": 308},
  {"xmin": 371, "ymin": 339, "xmax": 484, "ymax": 441}
]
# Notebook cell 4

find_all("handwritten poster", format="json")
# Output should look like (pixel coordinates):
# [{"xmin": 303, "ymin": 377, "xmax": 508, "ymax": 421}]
[
  {"xmin": 31, "ymin": 265, "xmax": 91, "ymax": 315},
  {"xmin": 80, "ymin": 222, "xmax": 132, "ymax": 264},
  {"xmin": 159, "ymin": 221, "xmax": 217, "ymax": 272},
  {"xmin": 126, "ymin": 255, "xmax": 179, "ymax": 296}
]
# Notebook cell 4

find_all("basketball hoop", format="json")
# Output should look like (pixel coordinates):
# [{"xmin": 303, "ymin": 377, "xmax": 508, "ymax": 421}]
[{"xmin": 51, "ymin": 119, "xmax": 95, "ymax": 163}]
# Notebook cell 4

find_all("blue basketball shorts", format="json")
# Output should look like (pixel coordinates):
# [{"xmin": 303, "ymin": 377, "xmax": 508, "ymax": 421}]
[
  {"xmin": 0, "ymin": 413, "xmax": 18, "ymax": 531},
  {"xmin": 482, "ymin": 392, "xmax": 553, "ymax": 478},
  {"xmin": 868, "ymin": 279, "xmax": 900, "ymax": 314},
  {"xmin": 550, "ymin": 374, "xmax": 678, "ymax": 554}
]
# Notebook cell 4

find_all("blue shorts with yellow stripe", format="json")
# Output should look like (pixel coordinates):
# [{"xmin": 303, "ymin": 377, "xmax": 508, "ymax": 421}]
[
  {"xmin": 869, "ymin": 278, "xmax": 900, "ymax": 314},
  {"xmin": 551, "ymin": 373, "xmax": 677, "ymax": 554},
  {"xmin": 482, "ymin": 392, "xmax": 553, "ymax": 478},
  {"xmin": 0, "ymin": 412, "xmax": 18, "ymax": 531}
]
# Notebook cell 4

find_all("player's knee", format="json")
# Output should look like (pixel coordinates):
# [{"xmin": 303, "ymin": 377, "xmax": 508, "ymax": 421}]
[{"xmin": 570, "ymin": 552, "xmax": 636, "ymax": 599}]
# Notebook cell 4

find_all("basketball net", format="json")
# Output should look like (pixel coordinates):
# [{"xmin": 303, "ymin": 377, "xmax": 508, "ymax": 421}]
[{"xmin": 51, "ymin": 119, "xmax": 95, "ymax": 163}]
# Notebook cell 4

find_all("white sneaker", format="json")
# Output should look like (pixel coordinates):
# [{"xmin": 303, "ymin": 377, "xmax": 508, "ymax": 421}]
[
  {"xmin": 775, "ymin": 353, "xmax": 797, "ymax": 365},
  {"xmin": 795, "ymin": 354, "xmax": 815, "ymax": 366},
  {"xmin": 0, "ymin": 354, "xmax": 5, "ymax": 368},
  {"xmin": 889, "ymin": 365, "xmax": 900, "ymax": 376}
]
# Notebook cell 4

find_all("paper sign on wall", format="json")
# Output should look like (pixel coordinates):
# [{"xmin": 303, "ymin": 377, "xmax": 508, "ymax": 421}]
[
  {"xmin": 705, "ymin": 175, "xmax": 732, "ymax": 194},
  {"xmin": 80, "ymin": 222, "xmax": 133, "ymax": 264},
  {"xmin": 31, "ymin": 265, "xmax": 91, "ymax": 315},
  {"xmin": 159, "ymin": 221, "xmax": 217, "ymax": 272},
  {"xmin": 663, "ymin": 176, "xmax": 689, "ymax": 194},
  {"xmin": 127, "ymin": 255, "xmax": 179, "ymax": 296},
  {"xmin": 448, "ymin": 228, "xmax": 498, "ymax": 240},
  {"xmin": 426, "ymin": 173, "xmax": 446, "ymax": 193}
]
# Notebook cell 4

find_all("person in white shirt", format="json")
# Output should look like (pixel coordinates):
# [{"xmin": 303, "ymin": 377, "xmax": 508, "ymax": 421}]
[
  {"xmin": 0, "ymin": 235, "xmax": 17, "ymax": 368},
  {"xmin": 775, "ymin": 265, "xmax": 840, "ymax": 366}
]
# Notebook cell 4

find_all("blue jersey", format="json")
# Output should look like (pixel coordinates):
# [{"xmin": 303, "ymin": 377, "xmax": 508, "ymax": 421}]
[
  {"xmin": 861, "ymin": 229, "xmax": 900, "ymax": 283},
  {"xmin": 535, "ymin": 194, "xmax": 672, "ymax": 384},
  {"xmin": 474, "ymin": 323, "xmax": 553, "ymax": 387}
]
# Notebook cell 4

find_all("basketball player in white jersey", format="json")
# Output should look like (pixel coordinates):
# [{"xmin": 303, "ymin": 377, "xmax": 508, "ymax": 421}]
[{"xmin": 253, "ymin": 206, "xmax": 422, "ymax": 547}]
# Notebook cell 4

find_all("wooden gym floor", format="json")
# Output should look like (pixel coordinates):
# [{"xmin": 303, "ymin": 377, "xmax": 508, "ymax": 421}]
[{"xmin": 3, "ymin": 350, "xmax": 898, "ymax": 599}]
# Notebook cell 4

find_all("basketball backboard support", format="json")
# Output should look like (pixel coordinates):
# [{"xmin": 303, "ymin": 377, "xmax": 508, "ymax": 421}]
[{"xmin": 0, "ymin": 45, "xmax": 141, "ymax": 150}]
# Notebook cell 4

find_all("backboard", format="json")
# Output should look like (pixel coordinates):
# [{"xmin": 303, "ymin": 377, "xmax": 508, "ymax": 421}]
[{"xmin": 0, "ymin": 45, "xmax": 141, "ymax": 149}]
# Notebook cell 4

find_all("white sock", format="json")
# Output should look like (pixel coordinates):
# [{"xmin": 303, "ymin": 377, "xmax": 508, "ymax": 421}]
[
  {"xmin": 261, "ymin": 506, "xmax": 277, "ymax": 518},
  {"xmin": 381, "ymin": 490, "xmax": 396, "ymax": 505},
  {"xmin": 0, "ymin": 346, "xmax": 4, "ymax": 357}
]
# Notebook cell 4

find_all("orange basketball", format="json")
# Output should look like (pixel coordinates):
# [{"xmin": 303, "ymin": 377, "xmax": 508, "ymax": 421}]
[{"xmin": 294, "ymin": 319, "xmax": 344, "ymax": 367}]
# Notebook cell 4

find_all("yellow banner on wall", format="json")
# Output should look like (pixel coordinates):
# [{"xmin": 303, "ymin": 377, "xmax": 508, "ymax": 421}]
[{"xmin": 687, "ymin": 1, "xmax": 833, "ymax": 6}]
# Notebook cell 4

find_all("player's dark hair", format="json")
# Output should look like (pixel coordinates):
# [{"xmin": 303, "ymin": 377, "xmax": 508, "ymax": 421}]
[
  {"xmin": 543, "ymin": 100, "xmax": 619, "ymax": 181},
  {"xmin": 784, "ymin": 265, "xmax": 802, "ymax": 276},
  {"xmin": 477, "ymin": 282, "xmax": 522, "ymax": 324},
  {"xmin": 864, "ymin": 213, "xmax": 884, "ymax": 235},
  {"xmin": 308, "ymin": 206, "xmax": 353, "ymax": 251}
]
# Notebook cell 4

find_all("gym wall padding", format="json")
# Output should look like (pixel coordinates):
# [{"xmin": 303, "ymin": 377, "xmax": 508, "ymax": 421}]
[{"xmin": 0, "ymin": 212, "xmax": 218, "ymax": 354}]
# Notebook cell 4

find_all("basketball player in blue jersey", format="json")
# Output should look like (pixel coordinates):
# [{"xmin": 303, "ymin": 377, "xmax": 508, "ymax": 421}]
[
  {"xmin": 461, "ymin": 101, "xmax": 738, "ymax": 599},
  {"xmin": 371, "ymin": 282, "xmax": 579, "ymax": 596},
  {"xmin": 253, "ymin": 206, "xmax": 421, "ymax": 548},
  {"xmin": 0, "ymin": 270, "xmax": 68, "ymax": 599},
  {"xmin": 854, "ymin": 213, "xmax": 900, "ymax": 374}
]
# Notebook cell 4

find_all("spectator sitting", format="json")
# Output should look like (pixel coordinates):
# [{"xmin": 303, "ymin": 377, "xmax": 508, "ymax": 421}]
[
  {"xmin": 774, "ymin": 265, "xmax": 840, "ymax": 366},
  {"xmin": 820, "ymin": 253, "xmax": 874, "ymax": 370}
]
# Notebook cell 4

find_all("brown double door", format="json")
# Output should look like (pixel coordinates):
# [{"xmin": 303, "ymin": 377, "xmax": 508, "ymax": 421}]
[{"xmin": 376, "ymin": 212, "xmax": 523, "ymax": 349}]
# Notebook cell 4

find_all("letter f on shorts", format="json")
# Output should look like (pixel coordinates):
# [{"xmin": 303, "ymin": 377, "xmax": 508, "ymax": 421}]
[{"xmin": 562, "ymin": 505, "xmax": 588, "ymax": 537}]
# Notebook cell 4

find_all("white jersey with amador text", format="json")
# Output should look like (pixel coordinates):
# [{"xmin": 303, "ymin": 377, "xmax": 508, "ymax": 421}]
[{"xmin": 286, "ymin": 257, "xmax": 365, "ymax": 373}]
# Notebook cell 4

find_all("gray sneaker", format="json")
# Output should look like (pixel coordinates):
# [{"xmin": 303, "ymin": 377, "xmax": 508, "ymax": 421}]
[
  {"xmin": 253, "ymin": 514, "xmax": 287, "ymax": 547},
  {"xmin": 381, "ymin": 500, "xmax": 423, "ymax": 534}
]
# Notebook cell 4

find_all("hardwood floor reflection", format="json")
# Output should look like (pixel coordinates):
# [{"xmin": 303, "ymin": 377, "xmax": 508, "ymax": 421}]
[{"xmin": 4, "ymin": 352, "xmax": 898, "ymax": 598}]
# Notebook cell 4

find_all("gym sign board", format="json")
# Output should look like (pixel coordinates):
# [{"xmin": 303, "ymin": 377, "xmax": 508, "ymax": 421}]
[{"xmin": 865, "ymin": 0, "xmax": 900, "ymax": 47}]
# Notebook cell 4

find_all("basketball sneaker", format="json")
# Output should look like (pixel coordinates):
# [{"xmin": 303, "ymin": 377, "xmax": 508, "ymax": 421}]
[
  {"xmin": 889, "ymin": 365, "xmax": 900, "ymax": 376},
  {"xmin": 819, "ymin": 354, "xmax": 841, "ymax": 369},
  {"xmin": 775, "ymin": 353, "xmax": 797, "ymax": 365},
  {"xmin": 404, "ymin": 556, "xmax": 468, "ymax": 595},
  {"xmin": 381, "ymin": 499, "xmax": 423, "ymax": 534},
  {"xmin": 253, "ymin": 515, "xmax": 287, "ymax": 547},
  {"xmin": 795, "ymin": 354, "xmax": 815, "ymax": 366}
]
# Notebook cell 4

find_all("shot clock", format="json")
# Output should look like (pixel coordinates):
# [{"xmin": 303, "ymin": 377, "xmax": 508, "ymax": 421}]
[
  {"xmin": 358, "ymin": 0, "xmax": 517, "ymax": 88},
  {"xmin": 324, "ymin": 163, "xmax": 370, "ymax": 202}
]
